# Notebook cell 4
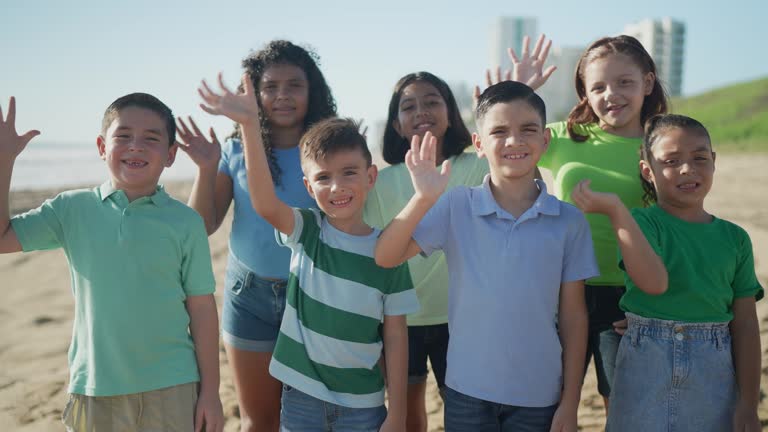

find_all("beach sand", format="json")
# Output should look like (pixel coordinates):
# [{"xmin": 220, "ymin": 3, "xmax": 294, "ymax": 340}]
[{"xmin": 1, "ymin": 154, "xmax": 767, "ymax": 431}]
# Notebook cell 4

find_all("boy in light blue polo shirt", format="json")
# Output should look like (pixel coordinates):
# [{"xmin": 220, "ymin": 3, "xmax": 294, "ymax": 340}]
[
  {"xmin": 376, "ymin": 81, "xmax": 598, "ymax": 431},
  {"xmin": 0, "ymin": 95, "xmax": 223, "ymax": 432}
]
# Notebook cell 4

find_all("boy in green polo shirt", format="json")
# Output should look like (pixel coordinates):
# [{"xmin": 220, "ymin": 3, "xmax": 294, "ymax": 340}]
[{"xmin": 0, "ymin": 95, "xmax": 224, "ymax": 432}]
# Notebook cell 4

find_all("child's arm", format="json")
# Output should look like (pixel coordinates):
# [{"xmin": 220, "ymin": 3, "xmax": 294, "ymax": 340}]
[
  {"xmin": 374, "ymin": 133, "xmax": 451, "ymax": 268},
  {"xmin": 176, "ymin": 117, "xmax": 232, "ymax": 235},
  {"xmin": 0, "ymin": 97, "xmax": 40, "ymax": 254},
  {"xmin": 186, "ymin": 294, "xmax": 224, "ymax": 432},
  {"xmin": 198, "ymin": 74, "xmax": 295, "ymax": 235},
  {"xmin": 730, "ymin": 296, "xmax": 761, "ymax": 431},
  {"xmin": 550, "ymin": 279, "xmax": 588, "ymax": 432},
  {"xmin": 571, "ymin": 179, "xmax": 668, "ymax": 295},
  {"xmin": 379, "ymin": 314, "xmax": 408, "ymax": 432}
]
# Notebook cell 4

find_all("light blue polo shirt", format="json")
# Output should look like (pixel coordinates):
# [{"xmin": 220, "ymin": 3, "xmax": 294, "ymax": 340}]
[
  {"xmin": 11, "ymin": 182, "xmax": 215, "ymax": 396},
  {"xmin": 413, "ymin": 175, "xmax": 599, "ymax": 407},
  {"xmin": 219, "ymin": 138, "xmax": 317, "ymax": 278}
]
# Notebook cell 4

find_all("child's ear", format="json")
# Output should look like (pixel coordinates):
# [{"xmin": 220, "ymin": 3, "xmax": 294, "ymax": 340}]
[
  {"xmin": 542, "ymin": 127, "xmax": 551, "ymax": 152},
  {"xmin": 643, "ymin": 72, "xmax": 655, "ymax": 96},
  {"xmin": 96, "ymin": 135, "xmax": 107, "ymax": 160},
  {"xmin": 472, "ymin": 132, "xmax": 485, "ymax": 158},
  {"xmin": 639, "ymin": 159, "xmax": 654, "ymax": 184},
  {"xmin": 366, "ymin": 164, "xmax": 378, "ymax": 190},
  {"xmin": 165, "ymin": 141, "xmax": 179, "ymax": 167},
  {"xmin": 303, "ymin": 176, "xmax": 316, "ymax": 199}
]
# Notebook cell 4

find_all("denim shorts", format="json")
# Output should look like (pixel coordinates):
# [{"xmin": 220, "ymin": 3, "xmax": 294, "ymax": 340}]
[
  {"xmin": 606, "ymin": 313, "xmax": 736, "ymax": 432},
  {"xmin": 280, "ymin": 385, "xmax": 386, "ymax": 432},
  {"xmin": 443, "ymin": 386, "xmax": 557, "ymax": 432},
  {"xmin": 584, "ymin": 284, "xmax": 625, "ymax": 397},
  {"xmin": 408, "ymin": 323, "xmax": 449, "ymax": 388},
  {"xmin": 221, "ymin": 254, "xmax": 287, "ymax": 352}
]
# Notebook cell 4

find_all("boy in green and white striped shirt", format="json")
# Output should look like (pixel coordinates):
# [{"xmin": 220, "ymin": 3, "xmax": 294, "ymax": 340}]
[{"xmin": 199, "ymin": 74, "xmax": 418, "ymax": 432}]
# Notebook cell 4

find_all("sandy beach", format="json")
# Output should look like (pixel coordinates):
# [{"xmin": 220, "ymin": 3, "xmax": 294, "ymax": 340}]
[{"xmin": 1, "ymin": 153, "xmax": 767, "ymax": 431}]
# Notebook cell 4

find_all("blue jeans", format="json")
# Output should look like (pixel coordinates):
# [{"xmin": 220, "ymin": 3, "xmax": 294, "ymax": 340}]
[
  {"xmin": 443, "ymin": 386, "xmax": 557, "ymax": 432},
  {"xmin": 280, "ymin": 385, "xmax": 386, "ymax": 432},
  {"xmin": 221, "ymin": 254, "xmax": 287, "ymax": 352},
  {"xmin": 606, "ymin": 313, "xmax": 736, "ymax": 432}
]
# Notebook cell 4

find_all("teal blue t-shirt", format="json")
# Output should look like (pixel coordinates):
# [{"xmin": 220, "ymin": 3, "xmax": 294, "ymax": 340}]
[{"xmin": 11, "ymin": 182, "xmax": 215, "ymax": 396}]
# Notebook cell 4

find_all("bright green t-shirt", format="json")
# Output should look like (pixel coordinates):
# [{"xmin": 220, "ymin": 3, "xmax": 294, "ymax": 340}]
[
  {"xmin": 539, "ymin": 121, "xmax": 644, "ymax": 286},
  {"xmin": 364, "ymin": 151, "xmax": 489, "ymax": 326},
  {"xmin": 11, "ymin": 182, "xmax": 216, "ymax": 396},
  {"xmin": 619, "ymin": 205, "xmax": 764, "ymax": 322}
]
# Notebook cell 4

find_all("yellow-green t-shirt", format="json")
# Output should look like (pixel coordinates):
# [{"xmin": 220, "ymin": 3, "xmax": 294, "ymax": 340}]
[
  {"xmin": 539, "ymin": 121, "xmax": 644, "ymax": 286},
  {"xmin": 364, "ymin": 151, "xmax": 489, "ymax": 326}
]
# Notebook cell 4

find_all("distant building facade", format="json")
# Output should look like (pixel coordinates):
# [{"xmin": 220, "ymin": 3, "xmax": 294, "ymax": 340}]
[{"xmin": 623, "ymin": 18, "xmax": 686, "ymax": 96}]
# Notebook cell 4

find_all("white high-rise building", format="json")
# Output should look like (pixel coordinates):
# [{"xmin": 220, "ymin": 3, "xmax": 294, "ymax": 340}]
[
  {"xmin": 623, "ymin": 18, "xmax": 686, "ymax": 96},
  {"xmin": 490, "ymin": 17, "xmax": 582, "ymax": 121}
]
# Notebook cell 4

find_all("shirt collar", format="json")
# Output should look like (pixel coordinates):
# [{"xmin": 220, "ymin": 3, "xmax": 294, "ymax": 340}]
[
  {"xmin": 471, "ymin": 175, "xmax": 560, "ymax": 219},
  {"xmin": 98, "ymin": 181, "xmax": 169, "ymax": 206}
]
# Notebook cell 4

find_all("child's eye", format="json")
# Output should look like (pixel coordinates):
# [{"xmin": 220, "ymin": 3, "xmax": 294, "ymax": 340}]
[
  {"xmin": 591, "ymin": 85, "xmax": 605, "ymax": 92},
  {"xmin": 664, "ymin": 159, "xmax": 678, "ymax": 165},
  {"xmin": 401, "ymin": 105, "xmax": 414, "ymax": 112},
  {"xmin": 620, "ymin": 79, "xmax": 634, "ymax": 85}
]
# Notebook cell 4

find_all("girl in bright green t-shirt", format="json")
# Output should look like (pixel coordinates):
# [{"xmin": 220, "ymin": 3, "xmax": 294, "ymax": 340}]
[
  {"xmin": 481, "ymin": 34, "xmax": 670, "ymax": 412},
  {"xmin": 572, "ymin": 114, "xmax": 763, "ymax": 432},
  {"xmin": 364, "ymin": 71, "xmax": 488, "ymax": 432}
]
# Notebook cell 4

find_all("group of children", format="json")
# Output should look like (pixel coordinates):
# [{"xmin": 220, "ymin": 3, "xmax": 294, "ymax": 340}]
[{"xmin": 0, "ymin": 33, "xmax": 762, "ymax": 432}]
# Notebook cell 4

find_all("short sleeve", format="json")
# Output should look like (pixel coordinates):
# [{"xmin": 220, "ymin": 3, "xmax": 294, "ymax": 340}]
[
  {"xmin": 218, "ymin": 138, "xmax": 235, "ymax": 177},
  {"xmin": 732, "ymin": 229, "xmax": 764, "ymax": 301},
  {"xmin": 275, "ymin": 207, "xmax": 308, "ymax": 249},
  {"xmin": 181, "ymin": 215, "xmax": 216, "ymax": 296},
  {"xmin": 10, "ymin": 195, "xmax": 66, "ymax": 252},
  {"xmin": 382, "ymin": 264, "xmax": 420, "ymax": 316},
  {"xmin": 363, "ymin": 183, "xmax": 385, "ymax": 230},
  {"xmin": 619, "ymin": 209, "xmax": 662, "ymax": 270},
  {"xmin": 562, "ymin": 207, "xmax": 600, "ymax": 282},
  {"xmin": 412, "ymin": 190, "xmax": 453, "ymax": 257}
]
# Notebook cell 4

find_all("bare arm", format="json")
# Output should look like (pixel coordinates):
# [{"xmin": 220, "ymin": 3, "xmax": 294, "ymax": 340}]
[
  {"xmin": 198, "ymin": 73, "xmax": 295, "ymax": 235},
  {"xmin": 549, "ymin": 279, "xmax": 587, "ymax": 432},
  {"xmin": 0, "ymin": 97, "xmax": 39, "ymax": 254},
  {"xmin": 177, "ymin": 117, "xmax": 232, "ymax": 235},
  {"xmin": 379, "ymin": 314, "xmax": 408, "ymax": 432},
  {"xmin": 730, "ymin": 296, "xmax": 761, "ymax": 431},
  {"xmin": 375, "ymin": 133, "xmax": 450, "ymax": 268},
  {"xmin": 571, "ymin": 180, "xmax": 668, "ymax": 295},
  {"xmin": 186, "ymin": 294, "xmax": 224, "ymax": 432}
]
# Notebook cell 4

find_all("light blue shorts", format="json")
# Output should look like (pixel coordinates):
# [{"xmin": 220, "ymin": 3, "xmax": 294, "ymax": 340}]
[
  {"xmin": 606, "ymin": 312, "xmax": 736, "ymax": 432},
  {"xmin": 221, "ymin": 254, "xmax": 287, "ymax": 352},
  {"xmin": 280, "ymin": 385, "xmax": 386, "ymax": 432}
]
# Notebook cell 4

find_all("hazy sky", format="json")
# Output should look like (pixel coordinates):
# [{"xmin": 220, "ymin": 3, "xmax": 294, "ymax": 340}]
[{"xmin": 2, "ymin": 0, "xmax": 766, "ymax": 147}]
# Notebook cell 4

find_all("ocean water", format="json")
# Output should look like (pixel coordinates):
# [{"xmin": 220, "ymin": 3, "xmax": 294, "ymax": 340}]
[{"xmin": 11, "ymin": 141, "xmax": 199, "ymax": 191}]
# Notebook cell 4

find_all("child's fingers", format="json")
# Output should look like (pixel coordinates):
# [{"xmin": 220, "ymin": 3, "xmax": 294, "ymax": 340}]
[
  {"xmin": 440, "ymin": 159, "xmax": 451, "ymax": 177},
  {"xmin": 6, "ymin": 96, "xmax": 17, "ymax": 126},
  {"xmin": 485, "ymin": 69, "xmax": 492, "ymax": 87},
  {"xmin": 20, "ymin": 130, "xmax": 40, "ymax": 146},
  {"xmin": 176, "ymin": 117, "xmax": 192, "ymax": 137},
  {"xmin": 507, "ymin": 47, "xmax": 519, "ymax": 64},
  {"xmin": 199, "ymin": 103, "xmax": 218, "ymax": 116},
  {"xmin": 194, "ymin": 407, "xmax": 204, "ymax": 432},
  {"xmin": 542, "ymin": 65, "xmax": 557, "ymax": 81},
  {"xmin": 521, "ymin": 35, "xmax": 530, "ymax": 58},
  {"xmin": 494, "ymin": 66, "xmax": 502, "ymax": 84},
  {"xmin": 217, "ymin": 72, "xmax": 234, "ymax": 95},
  {"xmin": 241, "ymin": 73, "xmax": 255, "ymax": 95},
  {"xmin": 540, "ymin": 39, "xmax": 553, "ymax": 64},
  {"xmin": 531, "ymin": 34, "xmax": 545, "ymax": 60},
  {"xmin": 209, "ymin": 128, "xmax": 220, "ymax": 145},
  {"xmin": 410, "ymin": 134, "xmax": 421, "ymax": 163},
  {"xmin": 200, "ymin": 79, "xmax": 216, "ymax": 99},
  {"xmin": 188, "ymin": 116, "xmax": 204, "ymax": 136},
  {"xmin": 0, "ymin": 98, "xmax": 6, "ymax": 124}
]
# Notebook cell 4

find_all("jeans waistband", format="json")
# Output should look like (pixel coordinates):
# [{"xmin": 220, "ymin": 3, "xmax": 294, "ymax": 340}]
[
  {"xmin": 626, "ymin": 312, "xmax": 730, "ymax": 341},
  {"xmin": 227, "ymin": 253, "xmax": 287, "ymax": 285}
]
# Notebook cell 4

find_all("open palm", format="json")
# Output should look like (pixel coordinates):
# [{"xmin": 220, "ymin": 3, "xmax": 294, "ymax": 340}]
[
  {"xmin": 176, "ymin": 116, "xmax": 221, "ymax": 170},
  {"xmin": 198, "ymin": 73, "xmax": 261, "ymax": 126},
  {"xmin": 406, "ymin": 132, "xmax": 451, "ymax": 202},
  {"xmin": 0, "ymin": 97, "xmax": 39, "ymax": 160}
]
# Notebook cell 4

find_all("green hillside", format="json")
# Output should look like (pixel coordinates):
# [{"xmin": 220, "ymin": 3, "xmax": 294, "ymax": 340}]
[{"xmin": 672, "ymin": 77, "xmax": 768, "ymax": 152}]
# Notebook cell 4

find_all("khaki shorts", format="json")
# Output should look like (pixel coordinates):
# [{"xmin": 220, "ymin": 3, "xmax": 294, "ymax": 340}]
[{"xmin": 61, "ymin": 382, "xmax": 198, "ymax": 432}]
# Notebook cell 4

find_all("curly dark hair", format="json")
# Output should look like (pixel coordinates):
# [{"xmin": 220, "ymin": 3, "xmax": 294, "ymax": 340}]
[
  {"xmin": 382, "ymin": 72, "xmax": 471, "ymax": 165},
  {"xmin": 230, "ymin": 40, "xmax": 337, "ymax": 184},
  {"xmin": 567, "ymin": 35, "xmax": 668, "ymax": 142}
]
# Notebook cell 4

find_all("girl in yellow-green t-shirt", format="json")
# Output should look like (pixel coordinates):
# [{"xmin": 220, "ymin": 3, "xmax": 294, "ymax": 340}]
[{"xmin": 364, "ymin": 71, "xmax": 488, "ymax": 432}]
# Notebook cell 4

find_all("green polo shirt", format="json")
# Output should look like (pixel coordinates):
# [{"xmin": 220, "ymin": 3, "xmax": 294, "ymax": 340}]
[{"xmin": 11, "ymin": 182, "xmax": 215, "ymax": 396}]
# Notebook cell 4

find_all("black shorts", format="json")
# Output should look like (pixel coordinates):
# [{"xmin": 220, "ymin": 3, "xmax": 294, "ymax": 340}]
[
  {"xmin": 407, "ymin": 324, "xmax": 449, "ymax": 389},
  {"xmin": 585, "ymin": 285, "xmax": 626, "ymax": 397}
]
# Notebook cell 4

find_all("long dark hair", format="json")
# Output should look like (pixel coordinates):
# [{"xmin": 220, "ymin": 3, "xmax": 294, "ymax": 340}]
[
  {"xmin": 382, "ymin": 72, "xmax": 471, "ymax": 165},
  {"xmin": 567, "ymin": 35, "xmax": 668, "ymax": 142},
  {"xmin": 230, "ymin": 40, "xmax": 337, "ymax": 184}
]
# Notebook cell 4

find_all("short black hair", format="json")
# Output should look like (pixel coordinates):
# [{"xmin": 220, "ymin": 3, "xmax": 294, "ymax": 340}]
[
  {"xmin": 475, "ymin": 81, "xmax": 546, "ymax": 127},
  {"xmin": 101, "ymin": 93, "xmax": 175, "ymax": 145},
  {"xmin": 300, "ymin": 118, "xmax": 372, "ymax": 168}
]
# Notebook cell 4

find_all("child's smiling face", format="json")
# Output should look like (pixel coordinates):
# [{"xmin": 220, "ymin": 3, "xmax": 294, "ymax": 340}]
[{"xmin": 97, "ymin": 106, "xmax": 177, "ymax": 200}]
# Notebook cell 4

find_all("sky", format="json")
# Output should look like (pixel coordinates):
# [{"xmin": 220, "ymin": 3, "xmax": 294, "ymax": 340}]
[{"xmin": 1, "ymin": 0, "xmax": 766, "ymax": 148}]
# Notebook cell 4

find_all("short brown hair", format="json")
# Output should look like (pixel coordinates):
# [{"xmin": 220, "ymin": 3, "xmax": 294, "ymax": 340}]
[
  {"xmin": 300, "ymin": 118, "xmax": 372, "ymax": 167},
  {"xmin": 101, "ymin": 93, "xmax": 175, "ymax": 145}
]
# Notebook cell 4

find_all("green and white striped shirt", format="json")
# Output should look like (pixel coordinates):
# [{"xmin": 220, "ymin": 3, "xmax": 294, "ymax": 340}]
[{"xmin": 270, "ymin": 208, "xmax": 419, "ymax": 408}]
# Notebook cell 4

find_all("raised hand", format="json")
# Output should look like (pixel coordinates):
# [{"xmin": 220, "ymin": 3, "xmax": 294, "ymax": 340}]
[
  {"xmin": 405, "ymin": 132, "xmax": 451, "ymax": 203},
  {"xmin": 198, "ymin": 73, "xmax": 260, "ymax": 126},
  {"xmin": 0, "ymin": 97, "xmax": 40, "ymax": 161},
  {"xmin": 571, "ymin": 179, "xmax": 621, "ymax": 216},
  {"xmin": 176, "ymin": 116, "xmax": 221, "ymax": 171},
  {"xmin": 473, "ymin": 34, "xmax": 557, "ymax": 105}
]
